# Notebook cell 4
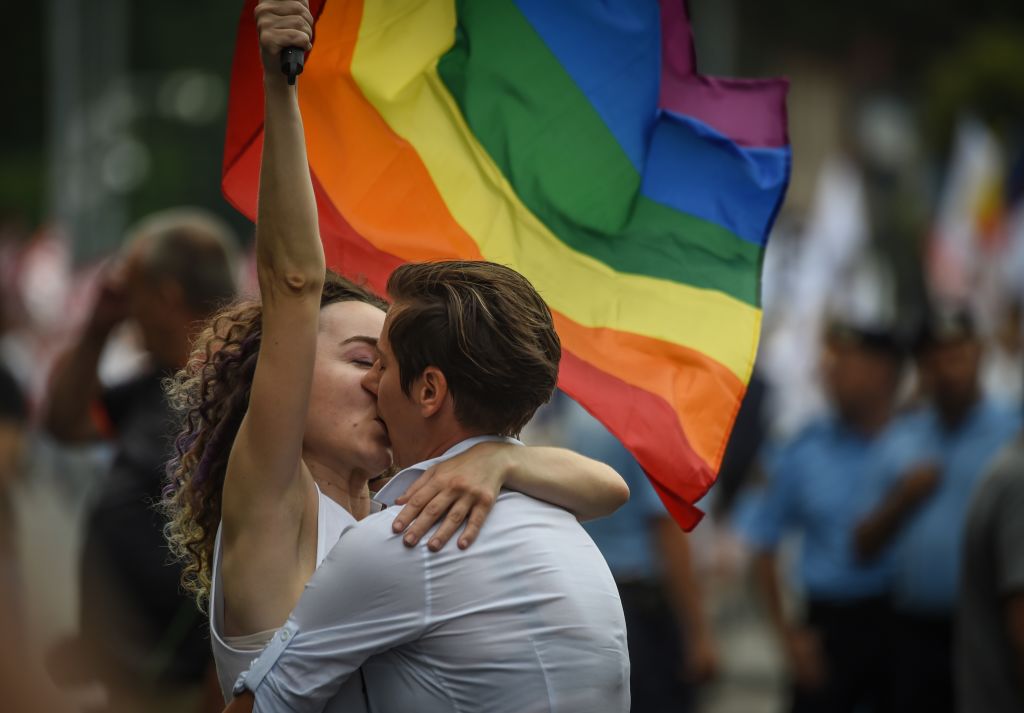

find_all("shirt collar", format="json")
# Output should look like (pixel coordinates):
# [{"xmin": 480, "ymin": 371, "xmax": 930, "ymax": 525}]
[{"xmin": 372, "ymin": 435, "xmax": 523, "ymax": 509}]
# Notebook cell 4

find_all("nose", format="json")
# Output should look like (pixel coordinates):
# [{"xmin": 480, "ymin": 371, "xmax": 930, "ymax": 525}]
[{"xmin": 361, "ymin": 360, "xmax": 381, "ymax": 395}]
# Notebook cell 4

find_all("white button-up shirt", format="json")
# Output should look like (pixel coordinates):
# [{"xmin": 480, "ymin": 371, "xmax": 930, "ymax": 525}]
[{"xmin": 237, "ymin": 436, "xmax": 630, "ymax": 712}]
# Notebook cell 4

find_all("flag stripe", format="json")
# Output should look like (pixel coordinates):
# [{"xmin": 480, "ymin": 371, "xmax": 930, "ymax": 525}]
[
  {"xmin": 503, "ymin": 0, "xmax": 788, "ymax": 245},
  {"xmin": 559, "ymin": 349, "xmax": 719, "ymax": 529},
  {"xmin": 438, "ymin": 0, "xmax": 779, "ymax": 275},
  {"xmin": 553, "ymin": 312, "xmax": 745, "ymax": 468},
  {"xmin": 347, "ymin": 0, "xmax": 758, "ymax": 380},
  {"xmin": 509, "ymin": 0, "xmax": 660, "ymax": 172},
  {"xmin": 640, "ymin": 113, "xmax": 790, "ymax": 248},
  {"xmin": 657, "ymin": 0, "xmax": 790, "ymax": 148}
]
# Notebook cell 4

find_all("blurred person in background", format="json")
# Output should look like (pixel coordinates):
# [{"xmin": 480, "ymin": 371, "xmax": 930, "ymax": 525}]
[
  {"xmin": 981, "ymin": 299, "xmax": 1023, "ymax": 407},
  {"xmin": 0, "ymin": 361, "xmax": 28, "ymax": 644},
  {"xmin": 556, "ymin": 394, "xmax": 717, "ymax": 713},
  {"xmin": 854, "ymin": 308, "xmax": 1022, "ymax": 713},
  {"xmin": 746, "ymin": 318, "xmax": 905, "ymax": 713},
  {"xmin": 41, "ymin": 208, "xmax": 240, "ymax": 713},
  {"xmin": 712, "ymin": 371, "xmax": 769, "ymax": 521},
  {"xmin": 0, "ymin": 359, "xmax": 74, "ymax": 713},
  {"xmin": 956, "ymin": 417, "xmax": 1024, "ymax": 713}
]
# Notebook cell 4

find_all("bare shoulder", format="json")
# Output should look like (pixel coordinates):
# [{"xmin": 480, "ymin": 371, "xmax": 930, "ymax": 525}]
[{"xmin": 219, "ymin": 466, "xmax": 321, "ymax": 635}]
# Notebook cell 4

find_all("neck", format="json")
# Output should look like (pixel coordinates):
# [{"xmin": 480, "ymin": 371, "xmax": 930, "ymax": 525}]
[
  {"xmin": 937, "ymin": 390, "xmax": 980, "ymax": 431},
  {"xmin": 304, "ymin": 458, "xmax": 375, "ymax": 520},
  {"xmin": 841, "ymin": 398, "xmax": 893, "ymax": 438},
  {"xmin": 396, "ymin": 424, "xmax": 489, "ymax": 470}
]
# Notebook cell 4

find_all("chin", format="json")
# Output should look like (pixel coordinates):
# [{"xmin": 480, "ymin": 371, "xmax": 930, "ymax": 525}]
[{"xmin": 364, "ymin": 447, "xmax": 392, "ymax": 476}]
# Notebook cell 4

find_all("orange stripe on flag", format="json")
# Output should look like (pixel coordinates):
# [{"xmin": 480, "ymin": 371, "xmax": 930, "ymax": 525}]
[
  {"xmin": 559, "ymin": 350, "xmax": 713, "ymax": 529},
  {"xmin": 298, "ymin": 0, "xmax": 485, "ymax": 263},
  {"xmin": 552, "ymin": 313, "xmax": 743, "ymax": 471}
]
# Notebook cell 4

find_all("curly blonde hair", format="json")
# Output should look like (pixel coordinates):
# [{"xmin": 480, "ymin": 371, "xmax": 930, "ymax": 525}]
[{"xmin": 160, "ymin": 271, "xmax": 388, "ymax": 608}]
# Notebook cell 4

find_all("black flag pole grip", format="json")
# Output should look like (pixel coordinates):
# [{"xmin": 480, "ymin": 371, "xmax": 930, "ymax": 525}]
[{"xmin": 281, "ymin": 47, "xmax": 305, "ymax": 85}]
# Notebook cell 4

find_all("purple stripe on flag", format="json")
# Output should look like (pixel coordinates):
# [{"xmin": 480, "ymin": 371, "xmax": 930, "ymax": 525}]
[{"xmin": 658, "ymin": 0, "xmax": 790, "ymax": 148}]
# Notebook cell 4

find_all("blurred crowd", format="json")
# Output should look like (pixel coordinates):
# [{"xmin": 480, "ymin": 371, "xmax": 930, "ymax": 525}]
[
  {"xmin": 528, "ymin": 294, "xmax": 1023, "ymax": 713},
  {"xmin": 1, "ymin": 138, "xmax": 1023, "ymax": 713}
]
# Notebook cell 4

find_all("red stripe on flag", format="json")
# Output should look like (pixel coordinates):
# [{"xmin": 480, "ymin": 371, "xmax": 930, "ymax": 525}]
[
  {"xmin": 559, "ymin": 350, "xmax": 717, "ymax": 531},
  {"xmin": 223, "ymin": 0, "xmax": 329, "ymax": 183}
]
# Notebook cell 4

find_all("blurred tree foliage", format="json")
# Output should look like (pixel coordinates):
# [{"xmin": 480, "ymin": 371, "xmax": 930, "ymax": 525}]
[
  {"xmin": 5, "ymin": 1, "xmax": 247, "ymax": 249},
  {"xmin": 923, "ymin": 27, "xmax": 1024, "ymax": 156},
  {"xmin": 3, "ymin": 2, "xmax": 46, "ymax": 227},
  {"xmin": 128, "ymin": 1, "xmax": 249, "ymax": 239}
]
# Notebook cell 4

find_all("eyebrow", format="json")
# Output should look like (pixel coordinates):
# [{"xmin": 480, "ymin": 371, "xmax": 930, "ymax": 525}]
[{"xmin": 341, "ymin": 336, "xmax": 378, "ymax": 347}]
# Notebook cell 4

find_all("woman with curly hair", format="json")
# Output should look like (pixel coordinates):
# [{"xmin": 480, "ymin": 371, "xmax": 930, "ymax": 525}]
[{"xmin": 161, "ymin": 2, "xmax": 629, "ymax": 707}]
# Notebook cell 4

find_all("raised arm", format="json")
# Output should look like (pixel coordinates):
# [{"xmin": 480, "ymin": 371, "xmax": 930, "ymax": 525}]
[
  {"xmin": 500, "ymin": 446, "xmax": 630, "ymax": 519},
  {"xmin": 219, "ymin": 0, "xmax": 322, "ymax": 624},
  {"xmin": 392, "ymin": 443, "xmax": 630, "ymax": 550},
  {"xmin": 42, "ymin": 268, "xmax": 130, "ymax": 442},
  {"xmin": 853, "ymin": 463, "xmax": 939, "ymax": 561}
]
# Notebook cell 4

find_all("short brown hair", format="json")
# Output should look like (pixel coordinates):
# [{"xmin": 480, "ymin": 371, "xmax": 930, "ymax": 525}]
[
  {"xmin": 386, "ymin": 261, "xmax": 560, "ymax": 437},
  {"xmin": 129, "ymin": 207, "xmax": 240, "ymax": 316}
]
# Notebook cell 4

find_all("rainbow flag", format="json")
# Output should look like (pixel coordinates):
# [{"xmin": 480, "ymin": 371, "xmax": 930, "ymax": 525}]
[{"xmin": 224, "ymin": 0, "xmax": 790, "ymax": 529}]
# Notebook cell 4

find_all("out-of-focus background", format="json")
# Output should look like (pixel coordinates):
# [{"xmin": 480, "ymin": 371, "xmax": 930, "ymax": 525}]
[{"xmin": 3, "ymin": 2, "xmax": 1024, "ymax": 712}]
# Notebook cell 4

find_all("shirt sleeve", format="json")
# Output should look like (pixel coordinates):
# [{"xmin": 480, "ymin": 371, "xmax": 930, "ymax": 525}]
[
  {"xmin": 743, "ymin": 444, "xmax": 800, "ymax": 551},
  {"xmin": 236, "ymin": 515, "xmax": 428, "ymax": 712},
  {"xmin": 994, "ymin": 451, "xmax": 1024, "ymax": 595}
]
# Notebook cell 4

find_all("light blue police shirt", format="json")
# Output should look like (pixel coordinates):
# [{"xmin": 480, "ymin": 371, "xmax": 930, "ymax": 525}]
[
  {"xmin": 856, "ymin": 399, "xmax": 1022, "ymax": 613},
  {"xmin": 745, "ymin": 416, "xmax": 893, "ymax": 601},
  {"xmin": 559, "ymin": 397, "xmax": 669, "ymax": 581}
]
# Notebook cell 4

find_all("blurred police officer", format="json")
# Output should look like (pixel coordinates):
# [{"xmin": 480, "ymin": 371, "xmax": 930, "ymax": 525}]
[
  {"xmin": 854, "ymin": 309, "xmax": 1022, "ymax": 713},
  {"xmin": 748, "ymin": 318, "xmax": 904, "ymax": 713},
  {"xmin": 556, "ymin": 394, "xmax": 717, "ymax": 713}
]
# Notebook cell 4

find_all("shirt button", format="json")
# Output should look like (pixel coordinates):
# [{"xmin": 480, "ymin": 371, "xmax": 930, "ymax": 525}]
[{"xmin": 280, "ymin": 630, "xmax": 290, "ymax": 642}]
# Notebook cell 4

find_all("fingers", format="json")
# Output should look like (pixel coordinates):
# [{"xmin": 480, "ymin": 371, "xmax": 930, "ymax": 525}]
[
  {"xmin": 424, "ymin": 495, "xmax": 476, "ymax": 552},
  {"xmin": 255, "ymin": 1, "xmax": 315, "ymax": 56},
  {"xmin": 259, "ymin": 29, "xmax": 313, "ymax": 54},
  {"xmin": 395, "ymin": 465, "xmax": 433, "ymax": 507},
  {"xmin": 392, "ymin": 461, "xmax": 497, "ymax": 551},
  {"xmin": 258, "ymin": 0, "xmax": 314, "ymax": 25},
  {"xmin": 397, "ymin": 489, "xmax": 458, "ymax": 547},
  {"xmin": 454, "ymin": 501, "xmax": 492, "ymax": 550},
  {"xmin": 392, "ymin": 467, "xmax": 440, "ymax": 533}
]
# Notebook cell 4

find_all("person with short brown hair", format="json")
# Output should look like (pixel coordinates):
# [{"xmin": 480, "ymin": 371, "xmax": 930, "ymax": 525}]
[{"xmin": 383, "ymin": 260, "xmax": 560, "ymax": 447}]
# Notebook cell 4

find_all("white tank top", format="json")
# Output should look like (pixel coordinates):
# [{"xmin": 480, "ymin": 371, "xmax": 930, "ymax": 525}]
[{"xmin": 210, "ymin": 484, "xmax": 365, "ymax": 710}]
